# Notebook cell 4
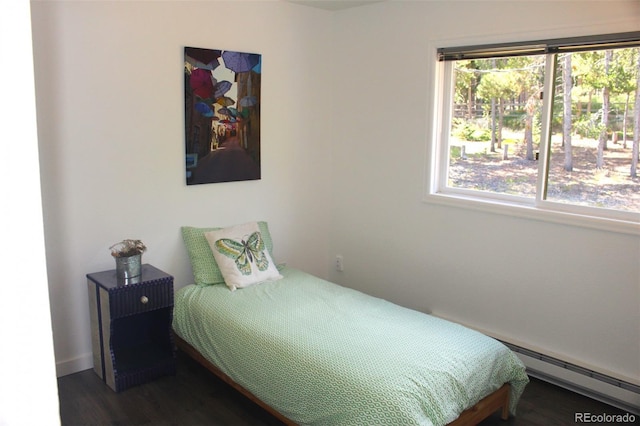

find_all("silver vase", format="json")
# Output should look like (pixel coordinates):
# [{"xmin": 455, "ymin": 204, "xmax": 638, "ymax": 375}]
[{"xmin": 115, "ymin": 254, "xmax": 141, "ymax": 284}]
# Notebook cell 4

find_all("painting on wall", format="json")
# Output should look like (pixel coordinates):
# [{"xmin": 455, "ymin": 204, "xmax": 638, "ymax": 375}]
[{"xmin": 184, "ymin": 47, "xmax": 262, "ymax": 185}]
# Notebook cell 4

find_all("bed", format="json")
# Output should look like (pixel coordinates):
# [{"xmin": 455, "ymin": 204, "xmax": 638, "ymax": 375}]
[{"xmin": 173, "ymin": 222, "xmax": 529, "ymax": 425}]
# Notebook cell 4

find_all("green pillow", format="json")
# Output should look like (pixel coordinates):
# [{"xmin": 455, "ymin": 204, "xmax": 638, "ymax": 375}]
[{"xmin": 181, "ymin": 221, "xmax": 274, "ymax": 286}]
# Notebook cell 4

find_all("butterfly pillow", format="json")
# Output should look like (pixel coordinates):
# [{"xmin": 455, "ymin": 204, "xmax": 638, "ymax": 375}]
[{"xmin": 204, "ymin": 222, "xmax": 282, "ymax": 291}]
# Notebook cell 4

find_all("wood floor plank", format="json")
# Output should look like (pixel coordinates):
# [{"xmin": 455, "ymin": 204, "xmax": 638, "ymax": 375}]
[{"xmin": 57, "ymin": 351, "xmax": 633, "ymax": 425}]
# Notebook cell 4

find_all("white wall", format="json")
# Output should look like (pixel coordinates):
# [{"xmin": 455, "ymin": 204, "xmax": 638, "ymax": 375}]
[
  {"xmin": 1, "ymin": 1, "xmax": 60, "ymax": 424},
  {"xmin": 328, "ymin": 0, "xmax": 640, "ymax": 389},
  {"xmin": 30, "ymin": 0, "xmax": 333, "ymax": 376}
]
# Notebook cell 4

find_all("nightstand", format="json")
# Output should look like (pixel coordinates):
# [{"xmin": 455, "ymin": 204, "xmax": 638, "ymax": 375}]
[{"xmin": 87, "ymin": 264, "xmax": 176, "ymax": 392}]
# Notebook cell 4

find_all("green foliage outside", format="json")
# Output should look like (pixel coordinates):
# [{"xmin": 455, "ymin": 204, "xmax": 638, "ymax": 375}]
[{"xmin": 451, "ymin": 118, "xmax": 491, "ymax": 142}]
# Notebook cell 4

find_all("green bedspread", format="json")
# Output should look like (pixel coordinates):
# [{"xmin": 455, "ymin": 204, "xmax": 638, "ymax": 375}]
[{"xmin": 173, "ymin": 267, "xmax": 529, "ymax": 425}]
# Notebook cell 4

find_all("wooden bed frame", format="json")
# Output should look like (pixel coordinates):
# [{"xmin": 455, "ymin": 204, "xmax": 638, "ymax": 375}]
[{"xmin": 174, "ymin": 333, "xmax": 511, "ymax": 425}]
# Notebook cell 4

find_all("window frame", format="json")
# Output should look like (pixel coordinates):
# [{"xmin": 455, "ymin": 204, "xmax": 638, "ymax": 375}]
[{"xmin": 425, "ymin": 33, "xmax": 640, "ymax": 236}]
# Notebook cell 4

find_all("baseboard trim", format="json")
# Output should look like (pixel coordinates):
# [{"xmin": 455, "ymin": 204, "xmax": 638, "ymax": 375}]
[{"xmin": 56, "ymin": 353, "xmax": 93, "ymax": 377}]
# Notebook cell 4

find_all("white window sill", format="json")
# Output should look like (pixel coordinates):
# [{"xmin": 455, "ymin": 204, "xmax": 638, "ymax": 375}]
[{"xmin": 423, "ymin": 192, "xmax": 640, "ymax": 236}]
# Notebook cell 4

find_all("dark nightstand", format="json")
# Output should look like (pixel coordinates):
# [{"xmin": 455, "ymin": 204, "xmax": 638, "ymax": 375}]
[{"xmin": 87, "ymin": 264, "xmax": 176, "ymax": 392}]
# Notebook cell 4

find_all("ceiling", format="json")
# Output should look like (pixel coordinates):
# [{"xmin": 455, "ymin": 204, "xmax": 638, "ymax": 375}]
[{"xmin": 286, "ymin": 0, "xmax": 385, "ymax": 11}]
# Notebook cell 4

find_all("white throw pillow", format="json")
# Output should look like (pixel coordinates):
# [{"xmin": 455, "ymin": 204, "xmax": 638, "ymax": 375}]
[{"xmin": 204, "ymin": 222, "xmax": 282, "ymax": 291}]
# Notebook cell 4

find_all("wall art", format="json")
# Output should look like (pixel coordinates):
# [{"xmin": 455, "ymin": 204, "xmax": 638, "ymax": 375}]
[{"xmin": 184, "ymin": 47, "xmax": 261, "ymax": 185}]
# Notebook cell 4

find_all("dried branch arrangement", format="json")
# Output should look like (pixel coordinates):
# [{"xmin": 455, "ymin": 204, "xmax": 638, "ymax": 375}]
[{"xmin": 109, "ymin": 239, "xmax": 147, "ymax": 258}]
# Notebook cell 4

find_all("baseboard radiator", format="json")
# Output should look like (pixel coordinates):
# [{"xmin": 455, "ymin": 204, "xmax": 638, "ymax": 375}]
[{"xmin": 499, "ymin": 340, "xmax": 640, "ymax": 415}]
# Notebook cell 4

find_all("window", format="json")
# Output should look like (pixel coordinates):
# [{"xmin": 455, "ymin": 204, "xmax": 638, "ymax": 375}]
[{"xmin": 429, "ymin": 32, "xmax": 640, "ymax": 233}]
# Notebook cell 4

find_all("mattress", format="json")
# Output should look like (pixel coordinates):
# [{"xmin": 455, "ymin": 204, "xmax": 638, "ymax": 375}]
[{"xmin": 173, "ymin": 267, "xmax": 529, "ymax": 425}]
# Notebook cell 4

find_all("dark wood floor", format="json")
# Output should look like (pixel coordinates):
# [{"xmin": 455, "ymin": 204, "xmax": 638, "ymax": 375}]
[{"xmin": 58, "ymin": 351, "xmax": 633, "ymax": 426}]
